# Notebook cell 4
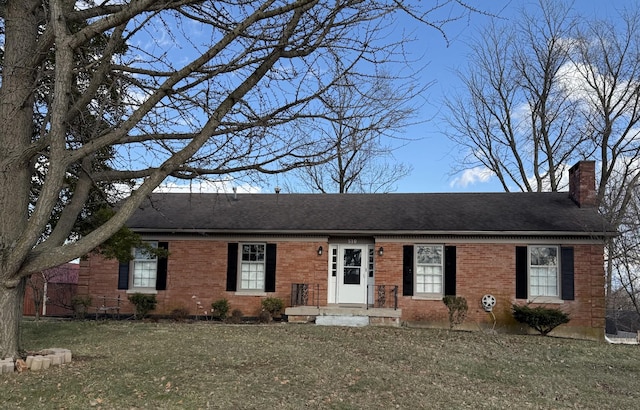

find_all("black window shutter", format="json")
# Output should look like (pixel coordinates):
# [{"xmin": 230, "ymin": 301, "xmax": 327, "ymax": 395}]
[
  {"xmin": 444, "ymin": 246, "xmax": 457, "ymax": 296},
  {"xmin": 155, "ymin": 242, "xmax": 169, "ymax": 291},
  {"xmin": 402, "ymin": 245, "xmax": 414, "ymax": 296},
  {"xmin": 265, "ymin": 244, "xmax": 277, "ymax": 292},
  {"xmin": 117, "ymin": 261, "xmax": 130, "ymax": 290},
  {"xmin": 561, "ymin": 247, "xmax": 575, "ymax": 300},
  {"xmin": 515, "ymin": 246, "xmax": 528, "ymax": 299},
  {"xmin": 226, "ymin": 243, "xmax": 238, "ymax": 291}
]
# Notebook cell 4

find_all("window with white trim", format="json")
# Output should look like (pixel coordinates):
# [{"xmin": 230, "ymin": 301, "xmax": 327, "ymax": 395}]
[
  {"xmin": 240, "ymin": 243, "xmax": 265, "ymax": 290},
  {"xmin": 415, "ymin": 245, "xmax": 443, "ymax": 295},
  {"xmin": 132, "ymin": 242, "xmax": 158, "ymax": 289},
  {"xmin": 529, "ymin": 246, "xmax": 559, "ymax": 297}
]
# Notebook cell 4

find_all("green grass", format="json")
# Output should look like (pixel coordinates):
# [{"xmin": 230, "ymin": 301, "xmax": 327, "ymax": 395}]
[{"xmin": 2, "ymin": 320, "xmax": 639, "ymax": 409}]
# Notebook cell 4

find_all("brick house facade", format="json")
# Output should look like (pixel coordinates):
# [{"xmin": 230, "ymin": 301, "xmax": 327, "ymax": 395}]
[{"xmin": 78, "ymin": 161, "xmax": 613, "ymax": 340}]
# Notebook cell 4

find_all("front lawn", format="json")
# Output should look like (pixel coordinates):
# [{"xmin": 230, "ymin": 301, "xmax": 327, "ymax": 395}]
[{"xmin": 2, "ymin": 320, "xmax": 639, "ymax": 409}]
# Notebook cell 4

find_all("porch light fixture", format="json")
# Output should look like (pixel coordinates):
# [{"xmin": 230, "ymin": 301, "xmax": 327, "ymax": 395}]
[
  {"xmin": 378, "ymin": 247, "xmax": 384, "ymax": 256},
  {"xmin": 317, "ymin": 246, "xmax": 323, "ymax": 256}
]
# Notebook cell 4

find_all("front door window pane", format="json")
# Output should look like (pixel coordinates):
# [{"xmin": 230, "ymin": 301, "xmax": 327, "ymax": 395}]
[{"xmin": 343, "ymin": 249, "xmax": 362, "ymax": 285}]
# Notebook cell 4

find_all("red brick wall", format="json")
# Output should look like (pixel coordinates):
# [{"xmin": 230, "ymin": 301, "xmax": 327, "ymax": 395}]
[
  {"xmin": 79, "ymin": 238, "xmax": 605, "ymax": 339},
  {"xmin": 79, "ymin": 240, "xmax": 329, "ymax": 317},
  {"xmin": 375, "ymin": 241, "xmax": 605, "ymax": 339}
]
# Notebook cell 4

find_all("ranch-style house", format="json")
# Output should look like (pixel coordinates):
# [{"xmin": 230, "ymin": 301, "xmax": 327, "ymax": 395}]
[{"xmin": 78, "ymin": 161, "xmax": 614, "ymax": 340}]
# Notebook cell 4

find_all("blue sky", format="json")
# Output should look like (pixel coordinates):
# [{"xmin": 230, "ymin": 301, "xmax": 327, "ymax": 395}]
[
  {"xmin": 386, "ymin": 0, "xmax": 628, "ymax": 193},
  {"xmin": 153, "ymin": 1, "xmax": 631, "ymax": 195}
]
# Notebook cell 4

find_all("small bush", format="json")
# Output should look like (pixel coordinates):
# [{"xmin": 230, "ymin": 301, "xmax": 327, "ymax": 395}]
[
  {"xmin": 228, "ymin": 309, "xmax": 244, "ymax": 324},
  {"xmin": 261, "ymin": 297, "xmax": 284, "ymax": 318},
  {"xmin": 128, "ymin": 293, "xmax": 157, "ymax": 320},
  {"xmin": 512, "ymin": 304, "xmax": 570, "ymax": 336},
  {"xmin": 211, "ymin": 298, "xmax": 230, "ymax": 321},
  {"xmin": 442, "ymin": 295, "xmax": 468, "ymax": 329},
  {"xmin": 170, "ymin": 307, "xmax": 190, "ymax": 322},
  {"xmin": 258, "ymin": 310, "xmax": 271, "ymax": 323},
  {"xmin": 71, "ymin": 295, "xmax": 92, "ymax": 319}
]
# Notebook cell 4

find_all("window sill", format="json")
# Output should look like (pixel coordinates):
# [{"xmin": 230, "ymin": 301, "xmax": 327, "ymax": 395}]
[
  {"xmin": 411, "ymin": 295, "xmax": 443, "ymax": 301},
  {"xmin": 235, "ymin": 291, "xmax": 267, "ymax": 297},
  {"xmin": 527, "ymin": 297, "xmax": 564, "ymax": 304},
  {"xmin": 126, "ymin": 289, "xmax": 158, "ymax": 295}
]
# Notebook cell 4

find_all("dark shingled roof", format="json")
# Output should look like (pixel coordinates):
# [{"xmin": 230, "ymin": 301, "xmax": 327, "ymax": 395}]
[{"xmin": 126, "ymin": 192, "xmax": 614, "ymax": 237}]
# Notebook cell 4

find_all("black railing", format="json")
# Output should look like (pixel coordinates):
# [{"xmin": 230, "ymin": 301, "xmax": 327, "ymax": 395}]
[
  {"xmin": 291, "ymin": 283, "xmax": 397, "ymax": 310},
  {"xmin": 367, "ymin": 285, "xmax": 398, "ymax": 310},
  {"xmin": 290, "ymin": 283, "xmax": 321, "ymax": 308}
]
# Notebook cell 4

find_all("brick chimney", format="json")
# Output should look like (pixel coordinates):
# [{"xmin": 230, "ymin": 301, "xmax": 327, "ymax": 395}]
[{"xmin": 568, "ymin": 161, "xmax": 597, "ymax": 207}]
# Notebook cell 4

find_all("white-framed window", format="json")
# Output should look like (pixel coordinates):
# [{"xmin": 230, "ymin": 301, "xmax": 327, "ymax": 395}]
[
  {"xmin": 132, "ymin": 242, "xmax": 158, "ymax": 289},
  {"xmin": 415, "ymin": 245, "xmax": 444, "ymax": 295},
  {"xmin": 529, "ymin": 246, "xmax": 559, "ymax": 297},
  {"xmin": 239, "ymin": 243, "xmax": 266, "ymax": 290}
]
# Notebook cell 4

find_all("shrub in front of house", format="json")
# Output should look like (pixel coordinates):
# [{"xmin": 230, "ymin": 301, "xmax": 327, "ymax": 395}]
[
  {"xmin": 211, "ymin": 298, "xmax": 230, "ymax": 321},
  {"xmin": 512, "ymin": 304, "xmax": 570, "ymax": 336},
  {"xmin": 170, "ymin": 307, "xmax": 190, "ymax": 322},
  {"xmin": 71, "ymin": 295, "xmax": 92, "ymax": 319},
  {"xmin": 258, "ymin": 310, "xmax": 272, "ymax": 323},
  {"xmin": 228, "ymin": 308, "xmax": 244, "ymax": 324},
  {"xmin": 261, "ymin": 297, "xmax": 284, "ymax": 319},
  {"xmin": 442, "ymin": 295, "xmax": 468, "ymax": 329},
  {"xmin": 128, "ymin": 293, "xmax": 157, "ymax": 320}
]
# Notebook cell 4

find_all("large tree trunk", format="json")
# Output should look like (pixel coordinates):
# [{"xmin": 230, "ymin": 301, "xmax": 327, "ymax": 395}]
[
  {"xmin": 0, "ymin": 279, "xmax": 26, "ymax": 359},
  {"xmin": 0, "ymin": 1, "xmax": 40, "ymax": 357}
]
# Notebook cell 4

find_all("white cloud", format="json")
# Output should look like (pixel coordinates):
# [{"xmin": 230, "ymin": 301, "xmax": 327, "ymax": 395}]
[
  {"xmin": 526, "ymin": 164, "xmax": 571, "ymax": 192},
  {"xmin": 449, "ymin": 167, "xmax": 494, "ymax": 188}
]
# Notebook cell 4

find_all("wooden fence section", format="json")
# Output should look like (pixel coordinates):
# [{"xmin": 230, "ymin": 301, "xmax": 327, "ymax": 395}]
[{"xmin": 23, "ymin": 283, "xmax": 78, "ymax": 317}]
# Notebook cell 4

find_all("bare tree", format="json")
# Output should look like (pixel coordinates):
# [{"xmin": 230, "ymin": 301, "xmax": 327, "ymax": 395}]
[
  {"xmin": 444, "ymin": 0, "xmax": 640, "ymax": 305},
  {"xmin": 0, "ymin": 1, "xmax": 475, "ymax": 357},
  {"xmin": 572, "ymin": 11, "xmax": 640, "ymax": 302},
  {"xmin": 25, "ymin": 273, "xmax": 47, "ymax": 322},
  {"xmin": 26, "ymin": 264, "xmax": 77, "ymax": 320},
  {"xmin": 445, "ymin": 1, "xmax": 585, "ymax": 192},
  {"xmin": 285, "ymin": 70, "xmax": 419, "ymax": 193},
  {"xmin": 610, "ymin": 188, "xmax": 640, "ymax": 326}
]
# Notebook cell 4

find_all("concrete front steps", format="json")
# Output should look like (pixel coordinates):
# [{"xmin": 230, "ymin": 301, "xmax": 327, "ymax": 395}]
[{"xmin": 285, "ymin": 305, "xmax": 401, "ymax": 327}]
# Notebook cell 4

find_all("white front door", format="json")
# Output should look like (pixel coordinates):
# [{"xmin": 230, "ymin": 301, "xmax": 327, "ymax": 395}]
[{"xmin": 337, "ymin": 245, "xmax": 368, "ymax": 304}]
